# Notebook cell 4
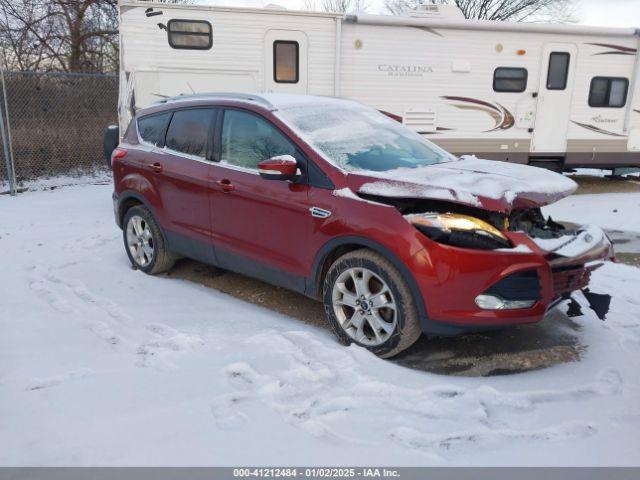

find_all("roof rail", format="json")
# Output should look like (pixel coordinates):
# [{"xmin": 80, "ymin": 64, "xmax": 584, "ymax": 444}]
[{"xmin": 154, "ymin": 92, "xmax": 274, "ymax": 108}]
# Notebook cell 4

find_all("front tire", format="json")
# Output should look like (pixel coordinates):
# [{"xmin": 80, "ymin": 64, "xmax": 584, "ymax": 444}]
[
  {"xmin": 323, "ymin": 249, "xmax": 421, "ymax": 358},
  {"xmin": 123, "ymin": 205, "xmax": 175, "ymax": 275}
]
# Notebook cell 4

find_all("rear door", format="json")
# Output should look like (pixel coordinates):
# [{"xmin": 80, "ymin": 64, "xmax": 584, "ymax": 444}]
[
  {"xmin": 264, "ymin": 30, "xmax": 308, "ymax": 94},
  {"xmin": 531, "ymin": 44, "xmax": 578, "ymax": 155},
  {"xmin": 147, "ymin": 107, "xmax": 219, "ymax": 263},
  {"xmin": 208, "ymin": 108, "xmax": 314, "ymax": 290}
]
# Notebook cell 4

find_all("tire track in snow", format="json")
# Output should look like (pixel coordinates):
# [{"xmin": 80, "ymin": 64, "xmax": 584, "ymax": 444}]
[
  {"xmin": 27, "ymin": 265, "xmax": 204, "ymax": 369},
  {"xmin": 26, "ymin": 368, "xmax": 93, "ymax": 391},
  {"xmin": 390, "ymin": 421, "xmax": 596, "ymax": 452},
  {"xmin": 210, "ymin": 329, "xmax": 622, "ymax": 456}
]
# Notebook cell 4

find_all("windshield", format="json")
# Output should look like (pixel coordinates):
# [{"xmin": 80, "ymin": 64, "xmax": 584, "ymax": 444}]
[{"xmin": 275, "ymin": 102, "xmax": 455, "ymax": 172}]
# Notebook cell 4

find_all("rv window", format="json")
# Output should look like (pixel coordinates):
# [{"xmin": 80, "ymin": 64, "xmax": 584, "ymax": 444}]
[
  {"xmin": 589, "ymin": 77, "xmax": 629, "ymax": 108},
  {"xmin": 220, "ymin": 109, "xmax": 296, "ymax": 170},
  {"xmin": 165, "ymin": 109, "xmax": 215, "ymax": 158},
  {"xmin": 167, "ymin": 19, "xmax": 212, "ymax": 50},
  {"xmin": 546, "ymin": 52, "xmax": 570, "ymax": 90},
  {"xmin": 137, "ymin": 112, "xmax": 172, "ymax": 147},
  {"xmin": 493, "ymin": 68, "xmax": 527, "ymax": 92},
  {"xmin": 274, "ymin": 41, "xmax": 299, "ymax": 83}
]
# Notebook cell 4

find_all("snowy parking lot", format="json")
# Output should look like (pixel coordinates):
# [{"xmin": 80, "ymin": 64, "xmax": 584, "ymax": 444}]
[{"xmin": 1, "ymin": 183, "xmax": 639, "ymax": 466}]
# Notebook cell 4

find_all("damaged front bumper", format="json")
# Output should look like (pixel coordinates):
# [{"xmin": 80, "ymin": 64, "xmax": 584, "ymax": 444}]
[
  {"xmin": 410, "ymin": 224, "xmax": 614, "ymax": 335},
  {"xmin": 536, "ymin": 225, "xmax": 614, "ymax": 320}
]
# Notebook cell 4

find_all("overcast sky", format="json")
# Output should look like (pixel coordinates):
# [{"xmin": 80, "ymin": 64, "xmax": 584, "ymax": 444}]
[
  {"xmin": 579, "ymin": 0, "xmax": 640, "ymax": 27},
  {"xmin": 204, "ymin": 0, "xmax": 640, "ymax": 28}
]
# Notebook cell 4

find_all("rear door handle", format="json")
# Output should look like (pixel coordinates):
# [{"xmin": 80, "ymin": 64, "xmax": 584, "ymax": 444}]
[
  {"xmin": 148, "ymin": 162, "xmax": 163, "ymax": 173},
  {"xmin": 216, "ymin": 179, "xmax": 235, "ymax": 193}
]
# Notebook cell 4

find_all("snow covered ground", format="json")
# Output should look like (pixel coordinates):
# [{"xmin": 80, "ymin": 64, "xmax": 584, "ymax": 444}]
[
  {"xmin": 1, "ymin": 184, "xmax": 639, "ymax": 466},
  {"xmin": 543, "ymin": 193, "xmax": 640, "ymax": 233}
]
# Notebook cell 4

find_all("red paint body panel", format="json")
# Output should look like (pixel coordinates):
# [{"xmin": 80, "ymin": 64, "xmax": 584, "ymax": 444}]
[{"xmin": 112, "ymin": 96, "xmax": 611, "ymax": 335}]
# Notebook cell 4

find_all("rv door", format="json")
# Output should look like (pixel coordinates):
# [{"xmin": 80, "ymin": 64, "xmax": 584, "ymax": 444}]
[
  {"xmin": 264, "ymin": 30, "xmax": 308, "ymax": 93},
  {"xmin": 531, "ymin": 44, "xmax": 578, "ymax": 157}
]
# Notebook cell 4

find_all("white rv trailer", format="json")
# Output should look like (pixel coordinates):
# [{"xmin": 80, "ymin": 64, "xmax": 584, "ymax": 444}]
[{"xmin": 117, "ymin": 1, "xmax": 640, "ymax": 171}]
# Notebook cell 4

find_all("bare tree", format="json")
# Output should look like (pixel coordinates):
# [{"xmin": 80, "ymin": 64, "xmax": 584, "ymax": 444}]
[
  {"xmin": 0, "ymin": 0, "xmax": 118, "ymax": 73},
  {"xmin": 384, "ymin": 0, "xmax": 578, "ymax": 23},
  {"xmin": 304, "ymin": 0, "xmax": 370, "ymax": 13},
  {"xmin": 0, "ymin": 0, "xmax": 193, "ymax": 74}
]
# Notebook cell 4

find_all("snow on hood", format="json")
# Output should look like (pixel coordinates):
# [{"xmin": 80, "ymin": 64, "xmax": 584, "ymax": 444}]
[{"xmin": 349, "ymin": 156, "xmax": 578, "ymax": 212}]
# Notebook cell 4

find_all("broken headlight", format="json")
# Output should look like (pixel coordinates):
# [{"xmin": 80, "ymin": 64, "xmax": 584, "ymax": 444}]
[{"xmin": 405, "ymin": 213, "xmax": 511, "ymax": 250}]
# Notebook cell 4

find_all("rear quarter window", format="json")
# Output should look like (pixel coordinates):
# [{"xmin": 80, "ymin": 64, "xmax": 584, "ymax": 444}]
[{"xmin": 137, "ymin": 112, "xmax": 172, "ymax": 147}]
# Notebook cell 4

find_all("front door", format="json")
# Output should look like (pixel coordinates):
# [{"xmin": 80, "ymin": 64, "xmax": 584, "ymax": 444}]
[
  {"xmin": 264, "ymin": 29, "xmax": 308, "ymax": 94},
  {"xmin": 209, "ymin": 108, "xmax": 314, "ymax": 291},
  {"xmin": 531, "ymin": 43, "xmax": 578, "ymax": 155}
]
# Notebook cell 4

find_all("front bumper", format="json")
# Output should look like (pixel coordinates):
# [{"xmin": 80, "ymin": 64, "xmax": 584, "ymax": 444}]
[{"xmin": 410, "ymin": 225, "xmax": 613, "ymax": 334}]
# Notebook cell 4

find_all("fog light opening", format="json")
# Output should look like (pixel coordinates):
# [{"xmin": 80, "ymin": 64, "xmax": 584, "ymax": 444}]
[{"xmin": 475, "ymin": 294, "xmax": 536, "ymax": 310}]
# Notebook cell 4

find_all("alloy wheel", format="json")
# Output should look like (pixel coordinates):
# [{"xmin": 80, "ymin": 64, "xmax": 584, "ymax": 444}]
[
  {"xmin": 332, "ymin": 267, "xmax": 397, "ymax": 346},
  {"xmin": 126, "ymin": 215, "xmax": 154, "ymax": 267}
]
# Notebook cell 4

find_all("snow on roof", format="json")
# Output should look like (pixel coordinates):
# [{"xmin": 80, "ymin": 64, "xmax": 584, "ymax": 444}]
[{"xmin": 156, "ymin": 92, "xmax": 359, "ymax": 112}]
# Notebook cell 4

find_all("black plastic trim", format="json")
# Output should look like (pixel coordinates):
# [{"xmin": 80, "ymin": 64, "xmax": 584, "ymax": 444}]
[
  {"xmin": 216, "ymin": 247, "xmax": 306, "ymax": 294},
  {"xmin": 484, "ymin": 269, "xmax": 542, "ymax": 301},
  {"xmin": 164, "ymin": 230, "xmax": 217, "ymax": 265},
  {"xmin": 116, "ymin": 191, "xmax": 157, "ymax": 228}
]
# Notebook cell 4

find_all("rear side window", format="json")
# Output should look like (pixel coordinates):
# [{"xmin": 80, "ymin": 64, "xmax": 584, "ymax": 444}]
[
  {"xmin": 168, "ymin": 19, "xmax": 212, "ymax": 50},
  {"xmin": 589, "ymin": 77, "xmax": 629, "ymax": 108},
  {"xmin": 137, "ymin": 112, "xmax": 172, "ymax": 147},
  {"xmin": 493, "ymin": 67, "xmax": 527, "ymax": 92},
  {"xmin": 546, "ymin": 52, "xmax": 570, "ymax": 90},
  {"xmin": 165, "ymin": 109, "xmax": 215, "ymax": 158},
  {"xmin": 220, "ymin": 109, "xmax": 296, "ymax": 170},
  {"xmin": 274, "ymin": 41, "xmax": 299, "ymax": 83}
]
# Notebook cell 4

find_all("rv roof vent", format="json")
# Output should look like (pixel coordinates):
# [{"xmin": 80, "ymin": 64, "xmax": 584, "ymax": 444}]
[
  {"xmin": 264, "ymin": 3, "xmax": 287, "ymax": 10},
  {"xmin": 403, "ymin": 107, "xmax": 437, "ymax": 134},
  {"xmin": 408, "ymin": 4, "xmax": 464, "ymax": 19}
]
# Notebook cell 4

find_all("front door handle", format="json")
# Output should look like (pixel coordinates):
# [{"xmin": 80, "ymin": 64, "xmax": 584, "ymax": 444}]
[
  {"xmin": 148, "ymin": 162, "xmax": 163, "ymax": 173},
  {"xmin": 216, "ymin": 178, "xmax": 235, "ymax": 193}
]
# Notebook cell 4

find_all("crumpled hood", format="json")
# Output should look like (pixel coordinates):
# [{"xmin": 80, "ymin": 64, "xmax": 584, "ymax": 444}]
[{"xmin": 348, "ymin": 156, "xmax": 578, "ymax": 213}]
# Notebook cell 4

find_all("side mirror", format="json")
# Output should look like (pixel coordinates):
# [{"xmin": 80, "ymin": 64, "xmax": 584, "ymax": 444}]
[{"xmin": 258, "ymin": 155, "xmax": 298, "ymax": 181}]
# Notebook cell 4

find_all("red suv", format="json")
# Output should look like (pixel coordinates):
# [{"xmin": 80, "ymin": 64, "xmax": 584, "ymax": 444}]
[{"xmin": 111, "ymin": 93, "xmax": 613, "ymax": 357}]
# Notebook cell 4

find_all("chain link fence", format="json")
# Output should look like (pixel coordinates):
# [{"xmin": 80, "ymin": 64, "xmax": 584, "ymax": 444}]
[{"xmin": 0, "ymin": 71, "xmax": 118, "ymax": 193}]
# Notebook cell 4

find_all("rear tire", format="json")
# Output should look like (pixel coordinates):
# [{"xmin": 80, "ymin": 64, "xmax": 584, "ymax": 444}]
[
  {"xmin": 322, "ymin": 248, "xmax": 421, "ymax": 358},
  {"xmin": 123, "ymin": 205, "xmax": 175, "ymax": 275}
]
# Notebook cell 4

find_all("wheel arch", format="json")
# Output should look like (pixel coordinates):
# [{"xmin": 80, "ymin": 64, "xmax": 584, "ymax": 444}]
[
  {"xmin": 117, "ymin": 190, "xmax": 157, "ymax": 227},
  {"xmin": 307, "ymin": 236, "xmax": 429, "ymax": 324}
]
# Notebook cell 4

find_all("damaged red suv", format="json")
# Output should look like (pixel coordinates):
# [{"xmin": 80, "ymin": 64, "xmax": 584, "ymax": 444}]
[{"xmin": 111, "ymin": 93, "xmax": 614, "ymax": 358}]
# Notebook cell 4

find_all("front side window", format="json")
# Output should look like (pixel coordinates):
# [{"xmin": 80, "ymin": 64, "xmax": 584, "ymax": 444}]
[
  {"xmin": 547, "ymin": 52, "xmax": 570, "ymax": 90},
  {"xmin": 273, "ymin": 41, "xmax": 299, "ymax": 83},
  {"xmin": 275, "ymin": 100, "xmax": 455, "ymax": 172},
  {"xmin": 165, "ymin": 108, "xmax": 215, "ymax": 158},
  {"xmin": 220, "ymin": 110, "xmax": 297, "ymax": 170},
  {"xmin": 589, "ymin": 77, "xmax": 629, "ymax": 108},
  {"xmin": 493, "ymin": 67, "xmax": 528, "ymax": 93},
  {"xmin": 137, "ymin": 112, "xmax": 172, "ymax": 147},
  {"xmin": 168, "ymin": 19, "xmax": 212, "ymax": 50}
]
